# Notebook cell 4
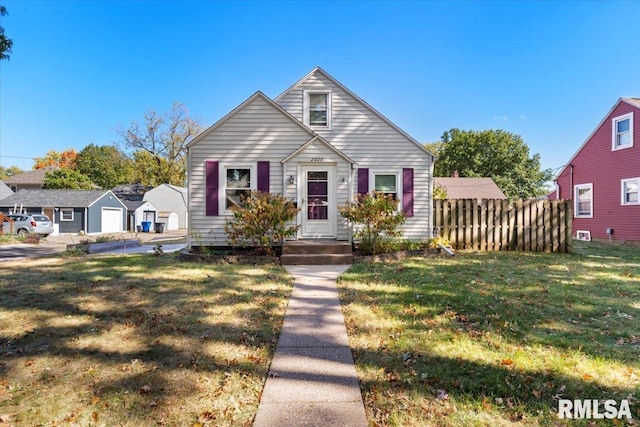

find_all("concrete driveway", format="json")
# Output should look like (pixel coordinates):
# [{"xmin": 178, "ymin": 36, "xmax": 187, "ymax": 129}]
[
  {"xmin": 0, "ymin": 242, "xmax": 66, "ymax": 261},
  {"xmin": 0, "ymin": 229, "xmax": 187, "ymax": 262}
]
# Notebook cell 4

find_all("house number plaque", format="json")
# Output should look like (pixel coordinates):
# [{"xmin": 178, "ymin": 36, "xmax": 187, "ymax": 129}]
[{"xmin": 310, "ymin": 157, "xmax": 324, "ymax": 162}]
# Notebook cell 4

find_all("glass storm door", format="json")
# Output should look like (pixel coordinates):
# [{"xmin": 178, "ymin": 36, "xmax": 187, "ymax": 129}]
[{"xmin": 302, "ymin": 165, "xmax": 335, "ymax": 238}]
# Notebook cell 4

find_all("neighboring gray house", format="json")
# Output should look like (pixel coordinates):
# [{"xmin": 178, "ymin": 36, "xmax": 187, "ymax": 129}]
[
  {"xmin": 143, "ymin": 184, "xmax": 188, "ymax": 229},
  {"xmin": 2, "ymin": 167, "xmax": 54, "ymax": 192},
  {"xmin": 0, "ymin": 189, "xmax": 127, "ymax": 235},
  {"xmin": 434, "ymin": 177, "xmax": 507, "ymax": 199},
  {"xmin": 0, "ymin": 181, "xmax": 13, "ymax": 200},
  {"xmin": 122, "ymin": 200, "xmax": 157, "ymax": 232},
  {"xmin": 187, "ymin": 67, "xmax": 435, "ymax": 246}
]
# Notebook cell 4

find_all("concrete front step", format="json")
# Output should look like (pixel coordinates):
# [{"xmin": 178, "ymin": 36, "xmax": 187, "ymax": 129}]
[
  {"xmin": 282, "ymin": 240, "xmax": 352, "ymax": 255},
  {"xmin": 280, "ymin": 253, "xmax": 354, "ymax": 265}
]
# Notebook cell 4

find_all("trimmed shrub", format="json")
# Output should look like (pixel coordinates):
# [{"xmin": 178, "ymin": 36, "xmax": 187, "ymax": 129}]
[
  {"xmin": 225, "ymin": 191, "xmax": 299, "ymax": 255},
  {"xmin": 339, "ymin": 193, "xmax": 406, "ymax": 255}
]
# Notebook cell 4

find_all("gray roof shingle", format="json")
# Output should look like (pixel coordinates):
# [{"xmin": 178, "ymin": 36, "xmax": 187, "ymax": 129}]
[
  {"xmin": 2, "ymin": 167, "xmax": 55, "ymax": 185},
  {"xmin": 0, "ymin": 189, "xmax": 111, "ymax": 208}
]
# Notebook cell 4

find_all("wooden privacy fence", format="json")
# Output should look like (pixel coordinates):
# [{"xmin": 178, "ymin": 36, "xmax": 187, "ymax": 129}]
[{"xmin": 433, "ymin": 199, "xmax": 573, "ymax": 253}]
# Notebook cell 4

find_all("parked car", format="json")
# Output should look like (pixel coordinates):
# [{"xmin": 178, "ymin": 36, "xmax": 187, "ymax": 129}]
[{"xmin": 2, "ymin": 213, "xmax": 54, "ymax": 237}]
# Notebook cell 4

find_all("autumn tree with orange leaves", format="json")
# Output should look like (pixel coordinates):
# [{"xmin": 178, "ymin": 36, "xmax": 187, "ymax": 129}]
[{"xmin": 33, "ymin": 149, "xmax": 78, "ymax": 170}]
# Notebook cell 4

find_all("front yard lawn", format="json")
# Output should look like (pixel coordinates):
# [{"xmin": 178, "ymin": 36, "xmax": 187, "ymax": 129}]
[
  {"xmin": 0, "ymin": 255, "xmax": 292, "ymax": 426},
  {"xmin": 339, "ymin": 241, "xmax": 640, "ymax": 426}
]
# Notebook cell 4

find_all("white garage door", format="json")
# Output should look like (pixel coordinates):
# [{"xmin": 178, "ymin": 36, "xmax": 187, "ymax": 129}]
[{"xmin": 101, "ymin": 208, "xmax": 123, "ymax": 233}]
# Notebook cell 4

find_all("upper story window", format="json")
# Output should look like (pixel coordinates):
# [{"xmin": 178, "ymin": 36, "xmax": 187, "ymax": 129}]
[
  {"xmin": 574, "ymin": 183, "xmax": 593, "ymax": 218},
  {"xmin": 612, "ymin": 113, "xmax": 633, "ymax": 150},
  {"xmin": 621, "ymin": 178, "xmax": 639, "ymax": 205},
  {"xmin": 303, "ymin": 90, "xmax": 332, "ymax": 129}
]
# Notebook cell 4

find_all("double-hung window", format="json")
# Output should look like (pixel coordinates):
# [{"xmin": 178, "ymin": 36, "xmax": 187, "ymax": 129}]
[
  {"xmin": 60, "ymin": 208, "xmax": 74, "ymax": 221},
  {"xmin": 574, "ymin": 183, "xmax": 593, "ymax": 218},
  {"xmin": 612, "ymin": 113, "xmax": 633, "ymax": 150},
  {"xmin": 374, "ymin": 173, "xmax": 398, "ymax": 200},
  {"xmin": 225, "ymin": 167, "xmax": 253, "ymax": 210},
  {"xmin": 303, "ymin": 90, "xmax": 332, "ymax": 129},
  {"xmin": 621, "ymin": 178, "xmax": 639, "ymax": 205},
  {"xmin": 371, "ymin": 171, "xmax": 402, "ymax": 212}
]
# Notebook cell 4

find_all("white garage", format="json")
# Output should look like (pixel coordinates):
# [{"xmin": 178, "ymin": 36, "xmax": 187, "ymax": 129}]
[{"xmin": 101, "ymin": 207, "xmax": 123, "ymax": 233}]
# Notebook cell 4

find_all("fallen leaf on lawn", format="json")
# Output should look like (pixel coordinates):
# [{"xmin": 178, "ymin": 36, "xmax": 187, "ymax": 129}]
[
  {"xmin": 436, "ymin": 389, "xmax": 448, "ymax": 401},
  {"xmin": 500, "ymin": 358, "xmax": 514, "ymax": 366},
  {"xmin": 532, "ymin": 389, "xmax": 542, "ymax": 399},
  {"xmin": 481, "ymin": 397, "xmax": 491, "ymax": 409},
  {"xmin": 140, "ymin": 385, "xmax": 152, "ymax": 393},
  {"xmin": 92, "ymin": 412, "xmax": 99, "ymax": 422},
  {"xmin": 0, "ymin": 414, "xmax": 10, "ymax": 423},
  {"xmin": 582, "ymin": 374, "xmax": 594, "ymax": 381},
  {"xmin": 91, "ymin": 395, "xmax": 101, "ymax": 405}
]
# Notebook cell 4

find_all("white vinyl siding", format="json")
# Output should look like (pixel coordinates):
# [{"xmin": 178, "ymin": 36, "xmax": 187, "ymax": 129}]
[
  {"xmin": 612, "ymin": 113, "xmax": 633, "ymax": 150},
  {"xmin": 189, "ymin": 95, "xmax": 317, "ymax": 245},
  {"xmin": 574, "ymin": 183, "xmax": 593, "ymax": 218},
  {"xmin": 277, "ymin": 71, "xmax": 433, "ymax": 240}
]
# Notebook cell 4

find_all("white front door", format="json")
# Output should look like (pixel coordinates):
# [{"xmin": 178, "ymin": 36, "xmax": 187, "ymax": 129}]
[{"xmin": 301, "ymin": 165, "xmax": 336, "ymax": 238}]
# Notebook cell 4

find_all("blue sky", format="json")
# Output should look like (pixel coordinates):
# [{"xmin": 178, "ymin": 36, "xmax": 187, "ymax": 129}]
[{"xmin": 1, "ymin": 1, "xmax": 639, "ymax": 176}]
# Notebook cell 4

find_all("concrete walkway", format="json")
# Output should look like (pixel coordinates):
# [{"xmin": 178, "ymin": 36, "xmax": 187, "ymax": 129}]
[{"xmin": 254, "ymin": 265, "xmax": 368, "ymax": 427}]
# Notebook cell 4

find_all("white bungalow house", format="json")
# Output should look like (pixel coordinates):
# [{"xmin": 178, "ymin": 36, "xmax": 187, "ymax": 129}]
[{"xmin": 187, "ymin": 67, "xmax": 435, "ymax": 246}]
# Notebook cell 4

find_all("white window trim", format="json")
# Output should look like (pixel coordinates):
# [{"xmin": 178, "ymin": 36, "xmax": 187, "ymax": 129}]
[
  {"xmin": 220, "ymin": 164, "xmax": 256, "ymax": 214},
  {"xmin": 370, "ymin": 170, "xmax": 402, "ymax": 212},
  {"xmin": 60, "ymin": 208, "xmax": 74, "ymax": 222},
  {"xmin": 574, "ymin": 183, "xmax": 593, "ymax": 218},
  {"xmin": 612, "ymin": 112, "xmax": 633, "ymax": 151},
  {"xmin": 576, "ymin": 230, "xmax": 591, "ymax": 241},
  {"xmin": 303, "ymin": 90, "xmax": 332, "ymax": 130},
  {"xmin": 621, "ymin": 177, "xmax": 640, "ymax": 206}
]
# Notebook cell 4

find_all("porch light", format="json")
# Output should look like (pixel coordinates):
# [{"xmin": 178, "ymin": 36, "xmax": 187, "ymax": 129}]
[{"xmin": 287, "ymin": 175, "xmax": 296, "ymax": 185}]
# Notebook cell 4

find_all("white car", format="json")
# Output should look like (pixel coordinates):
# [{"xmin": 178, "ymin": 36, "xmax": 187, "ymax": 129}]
[{"xmin": 2, "ymin": 213, "xmax": 54, "ymax": 237}]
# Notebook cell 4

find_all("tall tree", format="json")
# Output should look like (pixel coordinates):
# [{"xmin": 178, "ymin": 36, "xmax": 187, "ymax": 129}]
[
  {"xmin": 0, "ymin": 4, "xmax": 13, "ymax": 61},
  {"xmin": 43, "ymin": 168, "xmax": 94, "ymax": 190},
  {"xmin": 117, "ymin": 102, "xmax": 202, "ymax": 186},
  {"xmin": 34, "ymin": 149, "xmax": 78, "ymax": 169},
  {"xmin": 0, "ymin": 165, "xmax": 22, "ymax": 179},
  {"xmin": 434, "ymin": 129, "xmax": 552, "ymax": 199},
  {"xmin": 76, "ymin": 144, "xmax": 133, "ymax": 189}
]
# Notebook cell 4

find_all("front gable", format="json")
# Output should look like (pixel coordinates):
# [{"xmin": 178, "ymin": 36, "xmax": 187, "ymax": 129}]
[
  {"xmin": 188, "ymin": 68, "xmax": 434, "ymax": 245},
  {"xmin": 275, "ymin": 67, "xmax": 434, "ymax": 163}
]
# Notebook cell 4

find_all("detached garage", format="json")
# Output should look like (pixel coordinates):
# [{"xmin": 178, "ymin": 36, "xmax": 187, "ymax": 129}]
[{"xmin": 0, "ymin": 189, "xmax": 128, "ymax": 235}]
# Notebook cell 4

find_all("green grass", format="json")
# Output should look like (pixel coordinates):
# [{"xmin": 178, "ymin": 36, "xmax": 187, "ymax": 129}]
[
  {"xmin": 338, "ymin": 241, "xmax": 640, "ymax": 426},
  {"xmin": 0, "ymin": 254, "xmax": 292, "ymax": 426}
]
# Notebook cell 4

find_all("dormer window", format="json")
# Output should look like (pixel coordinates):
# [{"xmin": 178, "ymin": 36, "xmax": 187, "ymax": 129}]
[
  {"xmin": 612, "ymin": 113, "xmax": 633, "ymax": 150},
  {"xmin": 303, "ymin": 90, "xmax": 332, "ymax": 129}
]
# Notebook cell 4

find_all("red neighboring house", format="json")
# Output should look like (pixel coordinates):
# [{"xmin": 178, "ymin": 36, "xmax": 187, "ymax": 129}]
[{"xmin": 553, "ymin": 97, "xmax": 640, "ymax": 242}]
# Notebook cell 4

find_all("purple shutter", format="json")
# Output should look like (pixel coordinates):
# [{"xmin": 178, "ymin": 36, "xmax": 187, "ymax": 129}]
[
  {"xmin": 402, "ymin": 168, "xmax": 414, "ymax": 217},
  {"xmin": 357, "ymin": 168, "xmax": 369, "ymax": 196},
  {"xmin": 257, "ymin": 161, "xmax": 270, "ymax": 193},
  {"xmin": 205, "ymin": 161, "xmax": 219, "ymax": 216}
]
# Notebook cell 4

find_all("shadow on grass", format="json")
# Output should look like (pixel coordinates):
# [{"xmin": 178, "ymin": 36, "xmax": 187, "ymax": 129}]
[
  {"xmin": 340, "ymin": 244, "xmax": 640, "ymax": 425},
  {"xmin": 0, "ymin": 254, "xmax": 293, "ymax": 426}
]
